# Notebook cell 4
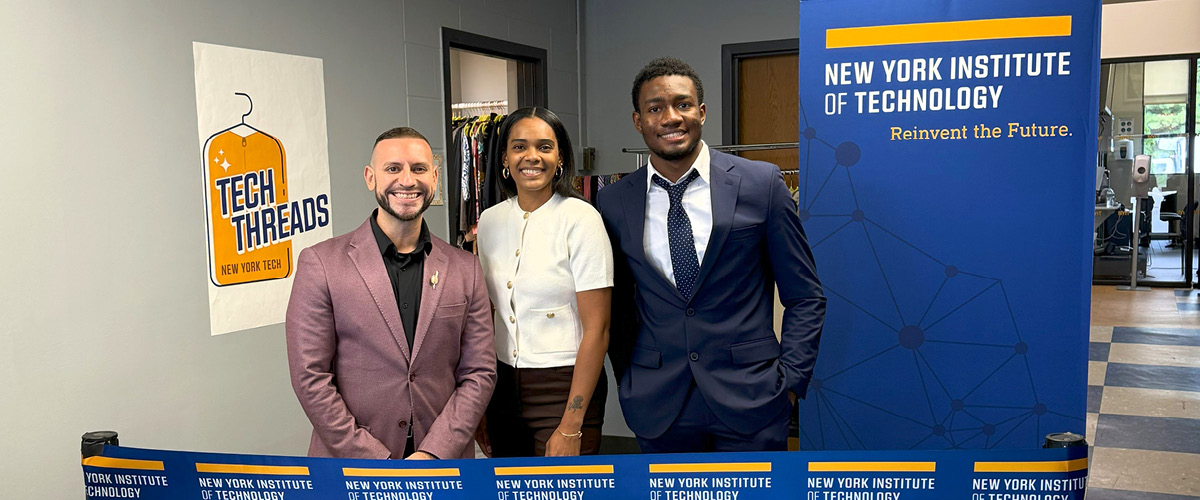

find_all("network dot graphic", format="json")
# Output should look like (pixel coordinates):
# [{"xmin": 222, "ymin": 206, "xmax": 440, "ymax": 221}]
[{"xmin": 794, "ymin": 99, "xmax": 1083, "ymax": 450}]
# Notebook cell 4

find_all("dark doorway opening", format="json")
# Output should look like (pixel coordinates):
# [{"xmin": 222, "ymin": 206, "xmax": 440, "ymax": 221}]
[{"xmin": 441, "ymin": 28, "xmax": 547, "ymax": 244}]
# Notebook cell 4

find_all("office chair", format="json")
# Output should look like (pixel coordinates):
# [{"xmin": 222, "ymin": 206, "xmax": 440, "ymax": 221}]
[
  {"xmin": 1162, "ymin": 197, "xmax": 1198, "ymax": 272},
  {"xmin": 1160, "ymin": 192, "xmax": 1182, "ymax": 248},
  {"xmin": 1186, "ymin": 201, "xmax": 1198, "ymax": 273}
]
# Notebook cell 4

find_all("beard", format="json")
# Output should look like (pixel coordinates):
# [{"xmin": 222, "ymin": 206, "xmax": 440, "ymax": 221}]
[
  {"xmin": 375, "ymin": 188, "xmax": 433, "ymax": 222},
  {"xmin": 650, "ymin": 136, "xmax": 701, "ymax": 162}
]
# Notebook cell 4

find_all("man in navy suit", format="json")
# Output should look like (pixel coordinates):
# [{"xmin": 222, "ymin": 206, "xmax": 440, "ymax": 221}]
[{"xmin": 596, "ymin": 57, "xmax": 825, "ymax": 453}]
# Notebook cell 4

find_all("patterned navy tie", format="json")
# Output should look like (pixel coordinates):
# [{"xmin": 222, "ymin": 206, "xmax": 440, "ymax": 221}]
[{"xmin": 652, "ymin": 170, "xmax": 701, "ymax": 299}]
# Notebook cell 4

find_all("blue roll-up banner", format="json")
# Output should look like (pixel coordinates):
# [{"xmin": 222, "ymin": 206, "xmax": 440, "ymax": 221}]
[
  {"xmin": 82, "ymin": 444, "xmax": 1088, "ymax": 499},
  {"xmin": 796, "ymin": 0, "xmax": 1099, "ymax": 449}
]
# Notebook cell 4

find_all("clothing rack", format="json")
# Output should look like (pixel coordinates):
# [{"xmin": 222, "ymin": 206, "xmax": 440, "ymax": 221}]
[
  {"xmin": 448, "ymin": 113, "xmax": 507, "ymax": 249},
  {"xmin": 451, "ymin": 100, "xmax": 509, "ymax": 118},
  {"xmin": 621, "ymin": 141, "xmax": 799, "ymax": 168}
]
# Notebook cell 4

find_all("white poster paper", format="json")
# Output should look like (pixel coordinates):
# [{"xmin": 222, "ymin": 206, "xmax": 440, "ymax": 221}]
[{"xmin": 194, "ymin": 42, "xmax": 333, "ymax": 335}]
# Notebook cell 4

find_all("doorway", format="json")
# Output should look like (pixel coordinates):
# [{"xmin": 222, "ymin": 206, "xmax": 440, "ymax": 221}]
[
  {"xmin": 441, "ymin": 28, "xmax": 547, "ymax": 246},
  {"xmin": 1096, "ymin": 55, "xmax": 1199, "ymax": 287},
  {"xmin": 722, "ymin": 39, "xmax": 799, "ymax": 189}
]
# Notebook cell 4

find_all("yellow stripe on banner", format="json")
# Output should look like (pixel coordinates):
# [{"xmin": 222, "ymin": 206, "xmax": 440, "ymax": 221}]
[
  {"xmin": 342, "ymin": 467, "xmax": 461, "ymax": 477},
  {"xmin": 826, "ymin": 15, "xmax": 1071, "ymax": 49},
  {"xmin": 494, "ymin": 465, "xmax": 614, "ymax": 476},
  {"xmin": 974, "ymin": 458, "xmax": 1089, "ymax": 473},
  {"xmin": 649, "ymin": 463, "xmax": 772, "ymax": 473},
  {"xmin": 195, "ymin": 463, "xmax": 310, "ymax": 475},
  {"xmin": 808, "ymin": 462, "xmax": 936, "ymax": 472},
  {"xmin": 81, "ymin": 456, "xmax": 165, "ymax": 471}
]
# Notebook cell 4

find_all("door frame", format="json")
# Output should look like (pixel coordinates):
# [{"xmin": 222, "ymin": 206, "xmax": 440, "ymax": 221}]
[
  {"xmin": 440, "ymin": 27, "xmax": 547, "ymax": 242},
  {"xmin": 440, "ymin": 27, "xmax": 548, "ymax": 125},
  {"xmin": 721, "ymin": 38, "xmax": 798, "ymax": 146},
  {"xmin": 1099, "ymin": 53, "xmax": 1199, "ymax": 287}
]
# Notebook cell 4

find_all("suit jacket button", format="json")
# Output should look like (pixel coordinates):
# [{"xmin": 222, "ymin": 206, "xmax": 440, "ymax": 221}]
[
  {"xmin": 409, "ymin": 373, "xmax": 416, "ymax": 382},
  {"xmin": 686, "ymin": 308, "xmax": 695, "ymax": 316},
  {"xmin": 398, "ymin": 420, "xmax": 407, "ymax": 428},
  {"xmin": 689, "ymin": 352, "xmax": 699, "ymax": 361}
]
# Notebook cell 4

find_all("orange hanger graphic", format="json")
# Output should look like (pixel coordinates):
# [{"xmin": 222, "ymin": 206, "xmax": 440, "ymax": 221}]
[{"xmin": 202, "ymin": 93, "xmax": 293, "ymax": 287}]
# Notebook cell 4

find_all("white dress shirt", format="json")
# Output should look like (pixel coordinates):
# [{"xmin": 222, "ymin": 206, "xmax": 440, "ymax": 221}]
[
  {"xmin": 477, "ymin": 193, "xmax": 614, "ymax": 368},
  {"xmin": 644, "ymin": 141, "xmax": 712, "ymax": 288}
]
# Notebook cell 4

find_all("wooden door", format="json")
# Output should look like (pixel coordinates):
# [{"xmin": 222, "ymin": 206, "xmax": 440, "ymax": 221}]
[{"xmin": 737, "ymin": 53, "xmax": 799, "ymax": 188}]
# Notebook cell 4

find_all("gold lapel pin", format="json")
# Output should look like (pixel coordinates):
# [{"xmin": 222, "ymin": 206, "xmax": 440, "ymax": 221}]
[{"xmin": 430, "ymin": 271, "xmax": 439, "ymax": 288}]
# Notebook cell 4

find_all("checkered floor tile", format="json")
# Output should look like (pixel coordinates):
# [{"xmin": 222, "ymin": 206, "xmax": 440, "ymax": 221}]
[{"xmin": 1086, "ymin": 311, "xmax": 1200, "ymax": 498}]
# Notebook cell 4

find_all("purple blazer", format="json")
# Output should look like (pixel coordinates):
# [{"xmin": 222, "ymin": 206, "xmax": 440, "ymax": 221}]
[{"xmin": 286, "ymin": 216, "xmax": 496, "ymax": 459}]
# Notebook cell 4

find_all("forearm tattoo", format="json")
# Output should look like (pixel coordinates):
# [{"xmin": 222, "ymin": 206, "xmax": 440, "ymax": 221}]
[{"xmin": 567, "ymin": 396, "xmax": 584, "ymax": 412}]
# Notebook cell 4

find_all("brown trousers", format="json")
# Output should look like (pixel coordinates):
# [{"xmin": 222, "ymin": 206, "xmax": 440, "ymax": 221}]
[{"xmin": 485, "ymin": 361, "xmax": 606, "ymax": 457}]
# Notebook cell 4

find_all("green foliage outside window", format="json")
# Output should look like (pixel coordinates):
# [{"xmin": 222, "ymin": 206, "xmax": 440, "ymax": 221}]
[{"xmin": 1144, "ymin": 103, "xmax": 1186, "ymax": 172}]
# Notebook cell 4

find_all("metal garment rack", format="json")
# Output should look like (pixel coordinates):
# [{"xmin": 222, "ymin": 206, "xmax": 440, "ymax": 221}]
[
  {"xmin": 621, "ymin": 141, "xmax": 800, "ymax": 169},
  {"xmin": 451, "ymin": 100, "xmax": 509, "ymax": 118}
]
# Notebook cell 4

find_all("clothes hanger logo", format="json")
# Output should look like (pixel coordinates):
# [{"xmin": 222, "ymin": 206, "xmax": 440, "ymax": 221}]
[{"xmin": 201, "ymin": 93, "xmax": 331, "ymax": 287}]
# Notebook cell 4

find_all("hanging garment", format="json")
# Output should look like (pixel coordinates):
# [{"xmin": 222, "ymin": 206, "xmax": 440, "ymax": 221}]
[{"xmin": 447, "ymin": 114, "xmax": 507, "ymax": 249}]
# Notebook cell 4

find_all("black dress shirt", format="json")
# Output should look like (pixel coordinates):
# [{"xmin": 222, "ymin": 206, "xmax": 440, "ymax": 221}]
[{"xmin": 369, "ymin": 212, "xmax": 433, "ymax": 352}]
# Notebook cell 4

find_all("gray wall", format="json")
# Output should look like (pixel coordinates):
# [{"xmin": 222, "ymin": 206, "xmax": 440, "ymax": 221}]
[
  {"xmin": 0, "ymin": 0, "xmax": 799, "ymax": 493},
  {"xmin": 0, "ymin": 0, "xmax": 577, "ymax": 497},
  {"xmin": 579, "ymin": 0, "xmax": 799, "ymax": 437},
  {"xmin": 581, "ymin": 0, "xmax": 799, "ymax": 176}
]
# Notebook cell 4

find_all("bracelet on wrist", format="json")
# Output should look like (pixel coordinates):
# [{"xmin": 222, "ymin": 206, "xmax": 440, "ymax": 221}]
[{"xmin": 556, "ymin": 428, "xmax": 583, "ymax": 438}]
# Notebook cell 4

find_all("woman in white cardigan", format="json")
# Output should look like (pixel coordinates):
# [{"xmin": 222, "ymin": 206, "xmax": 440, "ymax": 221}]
[{"xmin": 475, "ymin": 107, "xmax": 613, "ymax": 457}]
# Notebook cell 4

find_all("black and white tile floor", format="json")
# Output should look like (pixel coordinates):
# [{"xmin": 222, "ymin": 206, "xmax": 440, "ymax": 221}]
[{"xmin": 1085, "ymin": 290, "xmax": 1200, "ymax": 498}]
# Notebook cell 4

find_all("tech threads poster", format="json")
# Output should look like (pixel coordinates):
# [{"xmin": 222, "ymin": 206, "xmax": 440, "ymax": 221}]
[
  {"xmin": 796, "ymin": 0, "xmax": 1099, "ymax": 449},
  {"xmin": 194, "ymin": 42, "xmax": 333, "ymax": 336}
]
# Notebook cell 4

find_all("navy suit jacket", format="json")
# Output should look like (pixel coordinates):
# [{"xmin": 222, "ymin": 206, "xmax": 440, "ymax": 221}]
[{"xmin": 596, "ymin": 149, "xmax": 825, "ymax": 439}]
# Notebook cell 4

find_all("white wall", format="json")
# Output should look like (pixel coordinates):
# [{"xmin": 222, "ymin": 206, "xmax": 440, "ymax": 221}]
[
  {"xmin": 0, "ymin": 0, "xmax": 578, "ymax": 497},
  {"xmin": 1101, "ymin": 0, "xmax": 1200, "ymax": 59},
  {"xmin": 458, "ymin": 51, "xmax": 511, "ymax": 103}
]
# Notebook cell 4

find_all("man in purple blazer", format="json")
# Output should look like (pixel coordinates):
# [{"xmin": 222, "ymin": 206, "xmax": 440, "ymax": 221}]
[{"xmin": 286, "ymin": 127, "xmax": 496, "ymax": 460}]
